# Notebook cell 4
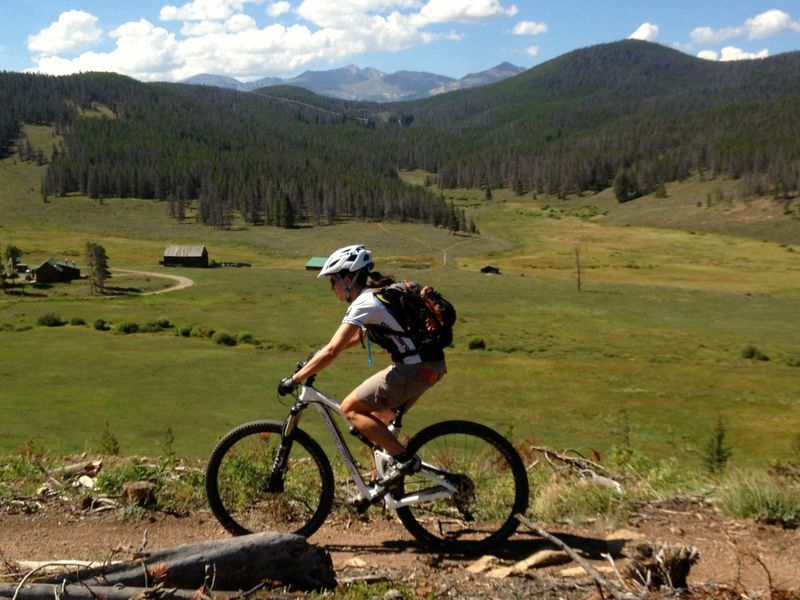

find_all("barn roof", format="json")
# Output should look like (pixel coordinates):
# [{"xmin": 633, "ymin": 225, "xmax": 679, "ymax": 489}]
[
  {"xmin": 164, "ymin": 245, "xmax": 207, "ymax": 258},
  {"xmin": 304, "ymin": 256, "xmax": 327, "ymax": 270},
  {"xmin": 36, "ymin": 257, "xmax": 80, "ymax": 272}
]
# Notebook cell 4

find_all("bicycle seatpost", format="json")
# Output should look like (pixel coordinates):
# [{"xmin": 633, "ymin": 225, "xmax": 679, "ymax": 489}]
[{"xmin": 389, "ymin": 403, "xmax": 407, "ymax": 430}]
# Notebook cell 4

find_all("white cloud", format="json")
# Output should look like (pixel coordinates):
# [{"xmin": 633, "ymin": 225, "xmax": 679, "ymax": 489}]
[
  {"xmin": 26, "ymin": 0, "xmax": 521, "ymax": 81},
  {"xmin": 180, "ymin": 13, "xmax": 257, "ymax": 36},
  {"xmin": 690, "ymin": 9, "xmax": 800, "ymax": 44},
  {"xmin": 513, "ymin": 21, "xmax": 547, "ymax": 36},
  {"xmin": 160, "ymin": 0, "xmax": 258, "ymax": 22},
  {"xmin": 419, "ymin": 0, "xmax": 518, "ymax": 24},
  {"xmin": 31, "ymin": 19, "xmax": 181, "ymax": 79},
  {"xmin": 744, "ymin": 9, "xmax": 800, "ymax": 39},
  {"xmin": 267, "ymin": 2, "xmax": 292, "ymax": 18},
  {"xmin": 628, "ymin": 22, "xmax": 659, "ymax": 42},
  {"xmin": 690, "ymin": 25, "xmax": 741, "ymax": 44},
  {"xmin": 719, "ymin": 46, "xmax": 769, "ymax": 61},
  {"xmin": 523, "ymin": 45, "xmax": 539, "ymax": 57},
  {"xmin": 27, "ymin": 10, "xmax": 103, "ymax": 56},
  {"xmin": 696, "ymin": 46, "xmax": 769, "ymax": 61}
]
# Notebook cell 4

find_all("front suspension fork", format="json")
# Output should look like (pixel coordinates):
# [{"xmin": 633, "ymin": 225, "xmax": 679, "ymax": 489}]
[{"xmin": 265, "ymin": 404, "xmax": 303, "ymax": 493}]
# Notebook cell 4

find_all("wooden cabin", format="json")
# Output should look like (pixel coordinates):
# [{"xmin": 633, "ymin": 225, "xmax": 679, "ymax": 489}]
[
  {"xmin": 162, "ymin": 245, "xmax": 209, "ymax": 268},
  {"xmin": 35, "ymin": 258, "xmax": 81, "ymax": 283}
]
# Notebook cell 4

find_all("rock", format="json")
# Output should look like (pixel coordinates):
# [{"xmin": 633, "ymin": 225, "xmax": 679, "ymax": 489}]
[
  {"xmin": 121, "ymin": 481, "xmax": 156, "ymax": 506},
  {"xmin": 77, "ymin": 475, "xmax": 95, "ymax": 489}
]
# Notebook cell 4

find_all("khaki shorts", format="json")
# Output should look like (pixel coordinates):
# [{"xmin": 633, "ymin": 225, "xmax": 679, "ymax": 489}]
[{"xmin": 352, "ymin": 359, "xmax": 447, "ymax": 411}]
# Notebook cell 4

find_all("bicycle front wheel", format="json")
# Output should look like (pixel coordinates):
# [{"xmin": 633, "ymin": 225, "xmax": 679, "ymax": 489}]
[
  {"xmin": 396, "ymin": 420, "xmax": 529, "ymax": 554},
  {"xmin": 205, "ymin": 420, "xmax": 334, "ymax": 537}
]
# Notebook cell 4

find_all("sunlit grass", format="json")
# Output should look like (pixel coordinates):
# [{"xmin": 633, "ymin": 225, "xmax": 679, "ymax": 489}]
[{"xmin": 1, "ymin": 142, "xmax": 798, "ymax": 469}]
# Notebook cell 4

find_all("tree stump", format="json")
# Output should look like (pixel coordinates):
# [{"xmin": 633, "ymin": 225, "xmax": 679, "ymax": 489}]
[
  {"xmin": 121, "ymin": 481, "xmax": 156, "ymax": 506},
  {"xmin": 624, "ymin": 540, "xmax": 699, "ymax": 590}
]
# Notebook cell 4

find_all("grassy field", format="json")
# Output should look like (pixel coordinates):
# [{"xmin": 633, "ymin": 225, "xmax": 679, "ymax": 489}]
[{"xmin": 1, "ymin": 128, "xmax": 799, "ymax": 469}]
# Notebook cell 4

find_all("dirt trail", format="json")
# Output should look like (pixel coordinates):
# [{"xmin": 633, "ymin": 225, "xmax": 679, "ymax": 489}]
[
  {"xmin": 112, "ymin": 269, "xmax": 194, "ymax": 295},
  {"xmin": 1, "ymin": 499, "xmax": 798, "ymax": 598}
]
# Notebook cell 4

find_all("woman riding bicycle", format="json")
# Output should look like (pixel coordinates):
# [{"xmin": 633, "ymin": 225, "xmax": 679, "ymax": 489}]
[{"xmin": 278, "ymin": 244, "xmax": 447, "ymax": 486}]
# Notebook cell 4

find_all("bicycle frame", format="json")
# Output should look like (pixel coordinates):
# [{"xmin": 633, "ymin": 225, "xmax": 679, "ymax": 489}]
[{"xmin": 277, "ymin": 382, "xmax": 459, "ymax": 510}]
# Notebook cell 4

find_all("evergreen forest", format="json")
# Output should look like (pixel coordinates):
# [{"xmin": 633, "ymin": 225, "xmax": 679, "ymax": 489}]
[{"xmin": 1, "ymin": 40, "xmax": 799, "ymax": 230}]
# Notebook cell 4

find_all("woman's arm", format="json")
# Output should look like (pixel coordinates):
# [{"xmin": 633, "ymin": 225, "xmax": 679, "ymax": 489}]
[{"xmin": 291, "ymin": 322, "xmax": 362, "ymax": 382}]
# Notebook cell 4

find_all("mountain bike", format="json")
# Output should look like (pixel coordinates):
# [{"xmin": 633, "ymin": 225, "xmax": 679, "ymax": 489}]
[{"xmin": 205, "ymin": 359, "xmax": 529, "ymax": 554}]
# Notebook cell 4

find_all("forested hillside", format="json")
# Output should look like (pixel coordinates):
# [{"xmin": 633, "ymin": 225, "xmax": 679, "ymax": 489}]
[
  {"xmin": 1, "ymin": 40, "xmax": 799, "ymax": 230},
  {"xmin": 0, "ymin": 72, "xmax": 464, "ymax": 230},
  {"xmin": 387, "ymin": 40, "xmax": 800, "ymax": 199}
]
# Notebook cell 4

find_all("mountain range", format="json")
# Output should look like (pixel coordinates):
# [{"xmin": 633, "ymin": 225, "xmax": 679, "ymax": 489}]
[
  {"xmin": 2, "ymin": 40, "xmax": 799, "ymax": 233},
  {"xmin": 181, "ymin": 62, "xmax": 526, "ymax": 102}
]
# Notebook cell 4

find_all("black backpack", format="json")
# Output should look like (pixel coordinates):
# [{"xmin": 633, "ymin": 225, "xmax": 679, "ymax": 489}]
[{"xmin": 370, "ymin": 280, "xmax": 456, "ymax": 361}]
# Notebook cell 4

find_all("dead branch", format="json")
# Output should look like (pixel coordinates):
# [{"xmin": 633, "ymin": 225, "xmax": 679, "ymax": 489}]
[
  {"xmin": 515, "ymin": 514, "xmax": 638, "ymax": 600},
  {"xmin": 529, "ymin": 445, "xmax": 622, "ymax": 486}
]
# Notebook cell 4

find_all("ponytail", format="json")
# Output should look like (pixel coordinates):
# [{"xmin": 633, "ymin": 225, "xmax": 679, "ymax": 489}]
[{"xmin": 365, "ymin": 270, "xmax": 395, "ymax": 288}]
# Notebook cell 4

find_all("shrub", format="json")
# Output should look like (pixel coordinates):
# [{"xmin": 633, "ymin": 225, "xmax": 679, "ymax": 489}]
[
  {"xmin": 37, "ymin": 313, "xmax": 65, "ymax": 327},
  {"xmin": 191, "ymin": 326, "xmax": 215, "ymax": 339},
  {"xmin": 0, "ymin": 322, "xmax": 13, "ymax": 332},
  {"xmin": 236, "ymin": 331, "xmax": 258, "ymax": 345},
  {"xmin": 212, "ymin": 331, "xmax": 237, "ymax": 346},
  {"xmin": 93, "ymin": 318, "xmax": 110, "ymax": 331},
  {"xmin": 99, "ymin": 422, "xmax": 120, "ymax": 455},
  {"xmin": 468, "ymin": 337, "xmax": 486, "ymax": 350},
  {"xmin": 741, "ymin": 344, "xmax": 769, "ymax": 361},
  {"xmin": 95, "ymin": 459, "xmax": 163, "ymax": 495},
  {"xmin": 717, "ymin": 470, "xmax": 800, "ymax": 527},
  {"xmin": 150, "ymin": 318, "xmax": 173, "ymax": 329},
  {"xmin": 530, "ymin": 472, "xmax": 621, "ymax": 523},
  {"xmin": 70, "ymin": 317, "xmax": 87, "ymax": 326},
  {"xmin": 176, "ymin": 325, "xmax": 192, "ymax": 337},
  {"xmin": 115, "ymin": 321, "xmax": 140, "ymax": 334}
]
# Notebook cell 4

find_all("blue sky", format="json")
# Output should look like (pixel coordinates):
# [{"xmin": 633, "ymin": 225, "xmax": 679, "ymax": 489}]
[{"xmin": 1, "ymin": 1, "xmax": 799, "ymax": 82}]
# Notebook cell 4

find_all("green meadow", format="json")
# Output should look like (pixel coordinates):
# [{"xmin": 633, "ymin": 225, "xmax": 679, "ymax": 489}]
[{"xmin": 1, "ymin": 127, "xmax": 799, "ymax": 468}]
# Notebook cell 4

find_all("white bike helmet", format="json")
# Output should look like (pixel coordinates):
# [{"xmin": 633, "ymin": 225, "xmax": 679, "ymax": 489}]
[{"xmin": 318, "ymin": 245, "xmax": 373, "ymax": 278}]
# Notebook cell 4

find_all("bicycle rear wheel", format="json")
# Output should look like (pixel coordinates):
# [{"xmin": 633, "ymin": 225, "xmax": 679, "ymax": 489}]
[
  {"xmin": 205, "ymin": 420, "xmax": 334, "ymax": 537},
  {"xmin": 395, "ymin": 420, "xmax": 529, "ymax": 554}
]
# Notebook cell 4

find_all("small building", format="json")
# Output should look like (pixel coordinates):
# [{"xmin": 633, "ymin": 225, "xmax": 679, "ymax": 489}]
[
  {"xmin": 305, "ymin": 256, "xmax": 327, "ymax": 271},
  {"xmin": 481, "ymin": 264, "xmax": 501, "ymax": 274},
  {"xmin": 35, "ymin": 258, "xmax": 81, "ymax": 283},
  {"xmin": 162, "ymin": 245, "xmax": 209, "ymax": 268}
]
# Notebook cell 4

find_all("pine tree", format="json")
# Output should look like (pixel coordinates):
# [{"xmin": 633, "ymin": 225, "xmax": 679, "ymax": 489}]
[{"xmin": 85, "ymin": 242, "xmax": 111, "ymax": 295}]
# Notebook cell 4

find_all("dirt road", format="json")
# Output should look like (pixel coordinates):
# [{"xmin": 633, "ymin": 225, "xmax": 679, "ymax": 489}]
[
  {"xmin": 112, "ymin": 269, "xmax": 194, "ymax": 295},
  {"xmin": 1, "ymin": 499, "xmax": 798, "ymax": 598}
]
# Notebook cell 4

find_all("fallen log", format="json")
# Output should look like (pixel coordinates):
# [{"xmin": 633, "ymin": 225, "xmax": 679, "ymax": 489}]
[
  {"xmin": 33, "ymin": 532, "xmax": 336, "ymax": 592},
  {"xmin": 0, "ymin": 582, "xmax": 210, "ymax": 600}
]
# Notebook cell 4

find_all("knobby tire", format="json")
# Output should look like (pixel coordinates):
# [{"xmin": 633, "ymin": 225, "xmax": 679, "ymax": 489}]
[
  {"xmin": 205, "ymin": 420, "xmax": 334, "ymax": 537},
  {"xmin": 395, "ymin": 420, "xmax": 529, "ymax": 554}
]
